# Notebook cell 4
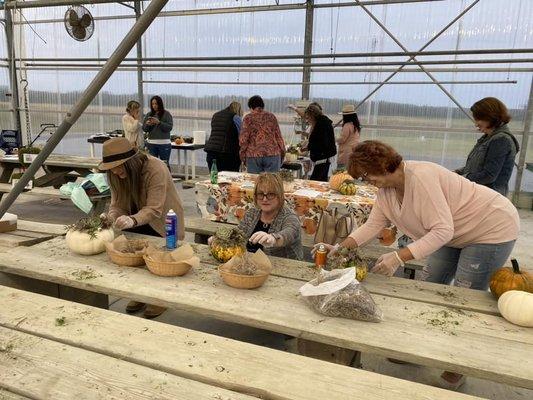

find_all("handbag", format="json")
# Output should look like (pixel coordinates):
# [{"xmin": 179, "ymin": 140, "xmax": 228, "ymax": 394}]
[{"xmin": 314, "ymin": 208, "xmax": 356, "ymax": 245}]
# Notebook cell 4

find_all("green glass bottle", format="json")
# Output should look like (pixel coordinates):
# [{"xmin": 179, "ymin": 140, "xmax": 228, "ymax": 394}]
[{"xmin": 210, "ymin": 159, "xmax": 218, "ymax": 184}]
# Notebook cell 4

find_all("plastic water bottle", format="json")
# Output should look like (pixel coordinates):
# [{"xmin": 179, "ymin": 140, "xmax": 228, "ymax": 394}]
[
  {"xmin": 210, "ymin": 159, "xmax": 218, "ymax": 184},
  {"xmin": 165, "ymin": 209, "xmax": 177, "ymax": 250}
]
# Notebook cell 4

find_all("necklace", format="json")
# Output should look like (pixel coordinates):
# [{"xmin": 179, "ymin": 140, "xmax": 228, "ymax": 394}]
[{"xmin": 262, "ymin": 222, "xmax": 271, "ymax": 229}]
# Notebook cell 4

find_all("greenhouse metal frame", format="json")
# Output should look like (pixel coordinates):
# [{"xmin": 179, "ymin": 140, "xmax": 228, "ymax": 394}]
[{"xmin": 0, "ymin": 0, "xmax": 532, "ymax": 216}]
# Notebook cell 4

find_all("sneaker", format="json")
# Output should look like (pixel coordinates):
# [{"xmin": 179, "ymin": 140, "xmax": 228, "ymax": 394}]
[
  {"xmin": 143, "ymin": 304, "xmax": 166, "ymax": 319},
  {"xmin": 437, "ymin": 371, "xmax": 466, "ymax": 390},
  {"xmin": 126, "ymin": 301, "xmax": 145, "ymax": 313}
]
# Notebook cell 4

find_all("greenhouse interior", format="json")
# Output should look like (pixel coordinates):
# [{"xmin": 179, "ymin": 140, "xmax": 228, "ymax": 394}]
[{"xmin": 0, "ymin": 1, "xmax": 532, "ymax": 399}]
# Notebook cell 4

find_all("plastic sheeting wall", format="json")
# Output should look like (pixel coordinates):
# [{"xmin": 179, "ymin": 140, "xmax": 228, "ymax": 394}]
[{"xmin": 4, "ymin": 0, "xmax": 533, "ymax": 190}]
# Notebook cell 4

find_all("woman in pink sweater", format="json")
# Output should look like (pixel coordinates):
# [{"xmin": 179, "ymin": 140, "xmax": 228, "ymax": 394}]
[{"xmin": 314, "ymin": 140, "xmax": 519, "ymax": 388}]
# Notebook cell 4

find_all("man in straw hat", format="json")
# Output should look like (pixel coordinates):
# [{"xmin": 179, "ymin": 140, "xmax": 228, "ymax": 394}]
[
  {"xmin": 99, "ymin": 137, "xmax": 185, "ymax": 318},
  {"xmin": 336, "ymin": 104, "xmax": 361, "ymax": 169}
]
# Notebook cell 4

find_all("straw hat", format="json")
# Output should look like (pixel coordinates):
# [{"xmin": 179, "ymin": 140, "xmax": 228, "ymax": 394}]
[
  {"xmin": 98, "ymin": 137, "xmax": 138, "ymax": 170},
  {"xmin": 338, "ymin": 104, "xmax": 357, "ymax": 115}
]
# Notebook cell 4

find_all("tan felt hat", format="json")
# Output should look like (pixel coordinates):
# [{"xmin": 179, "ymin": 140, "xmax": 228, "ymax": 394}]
[
  {"xmin": 338, "ymin": 104, "xmax": 357, "ymax": 115},
  {"xmin": 98, "ymin": 137, "xmax": 138, "ymax": 170}
]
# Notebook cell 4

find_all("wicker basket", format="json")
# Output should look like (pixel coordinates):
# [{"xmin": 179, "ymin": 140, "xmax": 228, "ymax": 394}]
[
  {"xmin": 106, "ymin": 248, "xmax": 146, "ymax": 267},
  {"xmin": 218, "ymin": 264, "xmax": 270, "ymax": 289},
  {"xmin": 143, "ymin": 255, "xmax": 193, "ymax": 277}
]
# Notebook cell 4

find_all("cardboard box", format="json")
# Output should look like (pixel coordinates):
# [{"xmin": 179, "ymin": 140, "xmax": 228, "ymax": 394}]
[{"xmin": 0, "ymin": 213, "xmax": 17, "ymax": 233}]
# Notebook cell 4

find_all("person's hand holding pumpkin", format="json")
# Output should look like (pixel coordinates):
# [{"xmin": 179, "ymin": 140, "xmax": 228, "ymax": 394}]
[{"xmin": 114, "ymin": 215, "xmax": 135, "ymax": 230}]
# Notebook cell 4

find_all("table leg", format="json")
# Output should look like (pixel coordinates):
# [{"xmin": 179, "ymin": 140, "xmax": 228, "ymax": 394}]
[
  {"xmin": 90, "ymin": 143, "xmax": 95, "ymax": 158},
  {"xmin": 177, "ymin": 150, "xmax": 182, "ymax": 176},
  {"xmin": 0, "ymin": 164, "xmax": 15, "ymax": 183},
  {"xmin": 184, "ymin": 151, "xmax": 189, "ymax": 181},
  {"xmin": 192, "ymin": 150, "xmax": 196, "ymax": 179}
]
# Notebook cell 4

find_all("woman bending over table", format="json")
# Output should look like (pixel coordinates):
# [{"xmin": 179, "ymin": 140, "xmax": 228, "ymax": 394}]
[
  {"xmin": 313, "ymin": 140, "xmax": 519, "ymax": 389},
  {"xmin": 99, "ymin": 137, "xmax": 185, "ymax": 319},
  {"xmin": 209, "ymin": 173, "xmax": 303, "ymax": 260}
]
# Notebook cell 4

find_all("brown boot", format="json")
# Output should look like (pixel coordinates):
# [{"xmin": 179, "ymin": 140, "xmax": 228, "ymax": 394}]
[
  {"xmin": 126, "ymin": 301, "xmax": 145, "ymax": 313},
  {"xmin": 143, "ymin": 304, "xmax": 166, "ymax": 319}
]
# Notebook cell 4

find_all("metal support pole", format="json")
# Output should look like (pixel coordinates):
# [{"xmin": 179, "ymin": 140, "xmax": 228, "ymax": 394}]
[
  {"xmin": 355, "ymin": 0, "xmax": 480, "ymax": 115},
  {"xmin": 134, "ymin": 0, "xmax": 144, "ymax": 110},
  {"xmin": 4, "ymin": 8, "xmax": 21, "ymax": 132},
  {"xmin": 1, "ymin": 0, "xmax": 150, "ymax": 9},
  {"xmin": 354, "ymin": 0, "xmax": 478, "ymax": 121},
  {"xmin": 0, "ymin": 0, "xmax": 170, "ymax": 219},
  {"xmin": 302, "ymin": 0, "xmax": 314, "ymax": 100},
  {"xmin": 512, "ymin": 79, "xmax": 533, "ymax": 206}
]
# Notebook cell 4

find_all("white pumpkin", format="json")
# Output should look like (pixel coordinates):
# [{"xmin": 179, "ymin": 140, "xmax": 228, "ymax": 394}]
[
  {"xmin": 498, "ymin": 290, "xmax": 533, "ymax": 328},
  {"xmin": 65, "ymin": 228, "xmax": 115, "ymax": 255}
]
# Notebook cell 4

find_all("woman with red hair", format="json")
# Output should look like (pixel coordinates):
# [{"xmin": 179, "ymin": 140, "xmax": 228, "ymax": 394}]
[{"xmin": 313, "ymin": 140, "xmax": 520, "ymax": 389}]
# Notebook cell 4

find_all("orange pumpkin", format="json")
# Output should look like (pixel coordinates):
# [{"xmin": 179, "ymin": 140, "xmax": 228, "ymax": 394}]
[
  {"xmin": 490, "ymin": 259, "xmax": 533, "ymax": 299},
  {"xmin": 329, "ymin": 171, "xmax": 352, "ymax": 191}
]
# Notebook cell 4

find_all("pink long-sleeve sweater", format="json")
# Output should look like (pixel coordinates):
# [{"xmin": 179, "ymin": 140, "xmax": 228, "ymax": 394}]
[{"xmin": 349, "ymin": 161, "xmax": 520, "ymax": 260}]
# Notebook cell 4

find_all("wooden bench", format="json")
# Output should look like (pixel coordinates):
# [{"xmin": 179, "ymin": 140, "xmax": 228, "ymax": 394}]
[
  {"xmin": 185, "ymin": 217, "xmax": 426, "ymax": 279},
  {"xmin": 1, "ymin": 236, "xmax": 531, "ymax": 390},
  {"xmin": 0, "ymin": 183, "xmax": 109, "ymax": 216},
  {"xmin": 0, "ymin": 286, "xmax": 482, "ymax": 400}
]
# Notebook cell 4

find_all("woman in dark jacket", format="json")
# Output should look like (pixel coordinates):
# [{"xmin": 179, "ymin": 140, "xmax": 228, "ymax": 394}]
[
  {"xmin": 142, "ymin": 95, "xmax": 173, "ymax": 166},
  {"xmin": 456, "ymin": 97, "xmax": 519, "ymax": 196},
  {"xmin": 305, "ymin": 104, "xmax": 337, "ymax": 181}
]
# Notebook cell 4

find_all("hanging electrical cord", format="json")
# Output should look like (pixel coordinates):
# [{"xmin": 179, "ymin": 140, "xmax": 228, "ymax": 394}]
[
  {"xmin": 15, "ymin": 6, "xmax": 33, "ymax": 144},
  {"xmin": 332, "ymin": 0, "xmax": 341, "ymax": 62}
]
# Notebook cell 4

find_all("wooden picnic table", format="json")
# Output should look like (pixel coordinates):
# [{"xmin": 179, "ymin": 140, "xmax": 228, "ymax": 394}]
[
  {"xmin": 0, "ymin": 154, "xmax": 100, "ymax": 188},
  {"xmin": 0, "ymin": 235, "xmax": 531, "ymax": 390},
  {"xmin": 0, "ymin": 285, "xmax": 480, "ymax": 400}
]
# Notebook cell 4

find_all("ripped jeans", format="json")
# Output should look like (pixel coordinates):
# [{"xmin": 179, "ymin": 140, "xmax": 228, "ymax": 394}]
[{"xmin": 425, "ymin": 240, "xmax": 516, "ymax": 291}]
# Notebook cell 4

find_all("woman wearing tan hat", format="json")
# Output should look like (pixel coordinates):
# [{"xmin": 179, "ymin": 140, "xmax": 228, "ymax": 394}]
[
  {"xmin": 336, "ymin": 104, "xmax": 361, "ymax": 169},
  {"xmin": 99, "ymin": 137, "xmax": 185, "ymax": 318}
]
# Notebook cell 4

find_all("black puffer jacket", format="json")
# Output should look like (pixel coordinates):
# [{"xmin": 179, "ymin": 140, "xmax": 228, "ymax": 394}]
[
  {"xmin": 205, "ymin": 107, "xmax": 239, "ymax": 155},
  {"xmin": 308, "ymin": 115, "xmax": 337, "ymax": 162}
]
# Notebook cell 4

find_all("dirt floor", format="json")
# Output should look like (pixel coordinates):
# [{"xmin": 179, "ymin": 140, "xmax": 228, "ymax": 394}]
[{"xmin": 4, "ymin": 177, "xmax": 533, "ymax": 399}]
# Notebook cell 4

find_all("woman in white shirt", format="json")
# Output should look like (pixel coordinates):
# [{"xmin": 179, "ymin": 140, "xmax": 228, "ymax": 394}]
[{"xmin": 122, "ymin": 100, "xmax": 144, "ymax": 149}]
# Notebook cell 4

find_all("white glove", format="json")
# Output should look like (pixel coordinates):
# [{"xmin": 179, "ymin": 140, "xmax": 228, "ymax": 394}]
[
  {"xmin": 311, "ymin": 242, "xmax": 339, "ymax": 258},
  {"xmin": 249, "ymin": 231, "xmax": 276, "ymax": 248},
  {"xmin": 371, "ymin": 251, "xmax": 403, "ymax": 277},
  {"xmin": 114, "ymin": 215, "xmax": 135, "ymax": 230},
  {"xmin": 207, "ymin": 236, "xmax": 214, "ymax": 246}
]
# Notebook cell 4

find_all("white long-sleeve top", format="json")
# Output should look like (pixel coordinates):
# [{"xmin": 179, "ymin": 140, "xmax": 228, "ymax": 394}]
[{"xmin": 122, "ymin": 113, "xmax": 144, "ymax": 148}]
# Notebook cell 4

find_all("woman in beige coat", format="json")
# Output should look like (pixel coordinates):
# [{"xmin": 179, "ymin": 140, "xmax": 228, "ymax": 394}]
[
  {"xmin": 122, "ymin": 100, "xmax": 144, "ymax": 149},
  {"xmin": 336, "ymin": 104, "xmax": 361, "ymax": 169},
  {"xmin": 99, "ymin": 137, "xmax": 185, "ymax": 318}
]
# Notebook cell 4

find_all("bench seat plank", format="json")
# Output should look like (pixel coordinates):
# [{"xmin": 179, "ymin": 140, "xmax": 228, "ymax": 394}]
[
  {"xmin": 0, "ymin": 286, "xmax": 481, "ymax": 400},
  {"xmin": 0, "ymin": 326, "xmax": 257, "ymax": 400},
  {"xmin": 1, "ymin": 239, "xmax": 532, "ymax": 388}
]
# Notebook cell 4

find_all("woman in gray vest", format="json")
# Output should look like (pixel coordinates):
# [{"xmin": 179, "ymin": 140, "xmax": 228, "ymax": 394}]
[
  {"xmin": 204, "ymin": 101, "xmax": 242, "ymax": 172},
  {"xmin": 456, "ymin": 97, "xmax": 519, "ymax": 196},
  {"xmin": 142, "ymin": 95, "xmax": 173, "ymax": 166}
]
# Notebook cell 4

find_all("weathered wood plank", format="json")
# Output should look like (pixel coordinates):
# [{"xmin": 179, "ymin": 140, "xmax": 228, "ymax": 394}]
[
  {"xmin": 0, "ymin": 231, "xmax": 54, "ymax": 247},
  {"xmin": 0, "ymin": 326, "xmax": 257, "ymax": 400},
  {"xmin": 2, "ymin": 238, "xmax": 532, "ymax": 388},
  {"xmin": 16, "ymin": 220, "xmax": 66, "ymax": 236},
  {"xmin": 191, "ymin": 242, "xmax": 498, "ymax": 315},
  {"xmin": 0, "ymin": 286, "xmax": 482, "ymax": 400},
  {"xmin": 0, "ymin": 388, "xmax": 31, "ymax": 400}
]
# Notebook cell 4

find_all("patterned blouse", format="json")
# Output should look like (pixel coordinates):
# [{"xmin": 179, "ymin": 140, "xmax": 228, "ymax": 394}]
[
  {"xmin": 238, "ymin": 205, "xmax": 303, "ymax": 260},
  {"xmin": 239, "ymin": 109, "xmax": 286, "ymax": 161}
]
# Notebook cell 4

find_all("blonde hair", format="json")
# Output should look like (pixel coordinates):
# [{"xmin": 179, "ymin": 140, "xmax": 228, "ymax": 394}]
[
  {"xmin": 126, "ymin": 100, "xmax": 141, "ymax": 115},
  {"xmin": 229, "ymin": 101, "xmax": 243, "ymax": 117},
  {"xmin": 254, "ymin": 173, "xmax": 284, "ymax": 211}
]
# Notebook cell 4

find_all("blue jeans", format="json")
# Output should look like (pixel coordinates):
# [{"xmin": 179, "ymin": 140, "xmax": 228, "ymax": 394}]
[
  {"xmin": 146, "ymin": 143, "xmax": 172, "ymax": 165},
  {"xmin": 425, "ymin": 241, "xmax": 516, "ymax": 290},
  {"xmin": 246, "ymin": 155, "xmax": 281, "ymax": 174}
]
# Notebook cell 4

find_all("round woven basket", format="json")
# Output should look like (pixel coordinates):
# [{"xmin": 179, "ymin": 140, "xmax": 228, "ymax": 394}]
[
  {"xmin": 218, "ymin": 265, "xmax": 270, "ymax": 289},
  {"xmin": 143, "ymin": 255, "xmax": 192, "ymax": 277},
  {"xmin": 106, "ymin": 248, "xmax": 146, "ymax": 267}
]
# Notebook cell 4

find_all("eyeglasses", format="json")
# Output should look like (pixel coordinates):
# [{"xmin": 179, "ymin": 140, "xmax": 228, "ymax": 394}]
[{"xmin": 257, "ymin": 192, "xmax": 277, "ymax": 200}]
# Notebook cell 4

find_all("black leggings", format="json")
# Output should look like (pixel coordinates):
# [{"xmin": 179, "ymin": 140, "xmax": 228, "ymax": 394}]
[
  {"xmin": 206, "ymin": 151, "xmax": 241, "ymax": 172},
  {"xmin": 124, "ymin": 224, "xmax": 161, "ymax": 237},
  {"xmin": 310, "ymin": 161, "xmax": 331, "ymax": 182}
]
